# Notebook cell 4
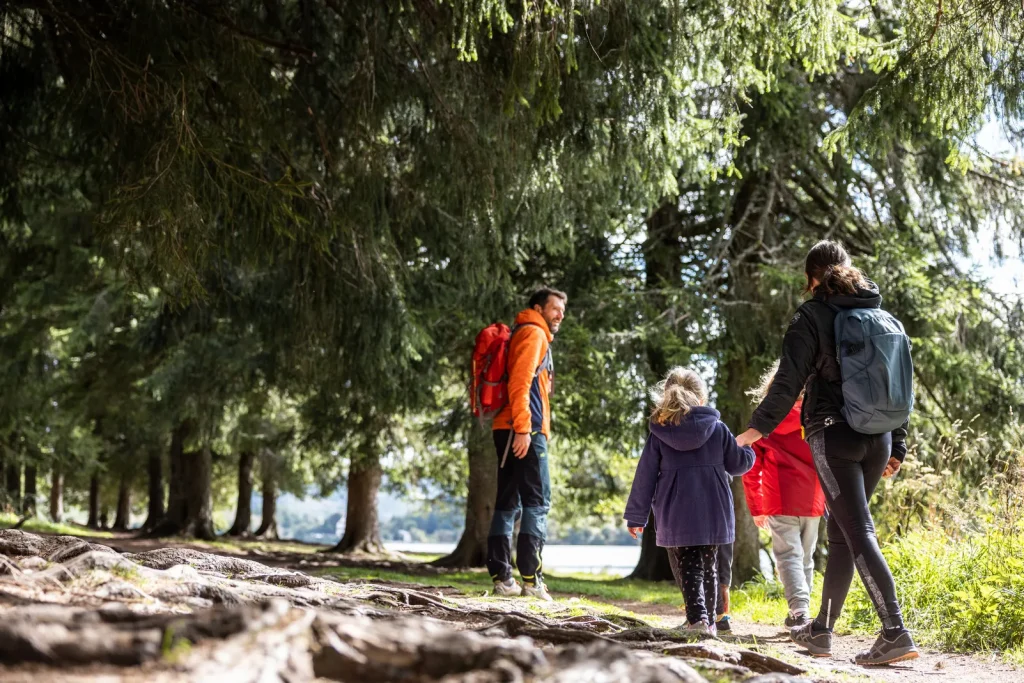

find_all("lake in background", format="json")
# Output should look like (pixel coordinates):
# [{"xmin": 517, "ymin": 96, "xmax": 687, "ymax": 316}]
[
  {"xmin": 386, "ymin": 542, "xmax": 776, "ymax": 578},
  {"xmin": 386, "ymin": 542, "xmax": 641, "ymax": 576}
]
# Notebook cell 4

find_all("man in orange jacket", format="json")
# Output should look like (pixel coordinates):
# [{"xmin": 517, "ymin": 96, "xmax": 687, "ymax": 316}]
[{"xmin": 487, "ymin": 287, "xmax": 566, "ymax": 601}]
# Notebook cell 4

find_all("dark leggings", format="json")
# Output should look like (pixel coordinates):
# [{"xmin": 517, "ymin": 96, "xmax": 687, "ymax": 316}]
[
  {"xmin": 668, "ymin": 545, "xmax": 718, "ymax": 625},
  {"xmin": 807, "ymin": 423, "xmax": 904, "ymax": 632}
]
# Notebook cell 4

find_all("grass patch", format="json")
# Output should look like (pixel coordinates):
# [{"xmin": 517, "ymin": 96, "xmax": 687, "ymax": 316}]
[
  {"xmin": 0, "ymin": 513, "xmax": 114, "ymax": 538},
  {"xmin": 177, "ymin": 536, "xmax": 328, "ymax": 555},
  {"xmin": 844, "ymin": 521, "xmax": 1024, "ymax": 654},
  {"xmin": 318, "ymin": 563, "xmax": 814, "ymax": 629}
]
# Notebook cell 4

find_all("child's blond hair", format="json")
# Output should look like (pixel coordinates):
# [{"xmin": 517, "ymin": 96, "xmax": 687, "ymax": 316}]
[
  {"xmin": 746, "ymin": 360, "xmax": 804, "ymax": 405},
  {"xmin": 651, "ymin": 367, "xmax": 708, "ymax": 425}
]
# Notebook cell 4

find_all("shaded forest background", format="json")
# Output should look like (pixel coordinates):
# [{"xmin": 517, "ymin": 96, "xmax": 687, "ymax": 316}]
[{"xmin": 1, "ymin": 0, "xmax": 1023, "ymax": 582}]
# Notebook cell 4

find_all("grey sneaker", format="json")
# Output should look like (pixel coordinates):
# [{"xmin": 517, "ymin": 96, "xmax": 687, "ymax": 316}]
[
  {"xmin": 790, "ymin": 621, "xmax": 832, "ymax": 657},
  {"xmin": 685, "ymin": 621, "xmax": 710, "ymax": 634},
  {"xmin": 855, "ymin": 630, "xmax": 920, "ymax": 666},
  {"xmin": 492, "ymin": 578, "xmax": 522, "ymax": 597},
  {"xmin": 786, "ymin": 612, "xmax": 812, "ymax": 628},
  {"xmin": 522, "ymin": 581, "xmax": 554, "ymax": 602}
]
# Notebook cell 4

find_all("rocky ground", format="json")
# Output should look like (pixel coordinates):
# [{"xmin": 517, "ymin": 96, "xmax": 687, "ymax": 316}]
[{"xmin": 0, "ymin": 530, "xmax": 1019, "ymax": 683}]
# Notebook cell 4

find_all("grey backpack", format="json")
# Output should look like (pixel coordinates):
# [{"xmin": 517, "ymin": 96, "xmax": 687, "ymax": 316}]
[{"xmin": 829, "ymin": 305, "xmax": 914, "ymax": 434}]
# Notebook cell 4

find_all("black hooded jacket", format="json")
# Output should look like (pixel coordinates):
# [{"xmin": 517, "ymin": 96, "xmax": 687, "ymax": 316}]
[{"xmin": 749, "ymin": 282, "xmax": 909, "ymax": 462}]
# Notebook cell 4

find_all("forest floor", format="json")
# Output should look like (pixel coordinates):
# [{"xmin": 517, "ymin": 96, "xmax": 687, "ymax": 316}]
[{"xmin": 0, "ymin": 527, "xmax": 1020, "ymax": 682}]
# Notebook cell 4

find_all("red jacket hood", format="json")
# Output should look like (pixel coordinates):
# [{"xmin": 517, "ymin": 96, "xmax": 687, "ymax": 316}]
[{"xmin": 515, "ymin": 309, "xmax": 553, "ymax": 342}]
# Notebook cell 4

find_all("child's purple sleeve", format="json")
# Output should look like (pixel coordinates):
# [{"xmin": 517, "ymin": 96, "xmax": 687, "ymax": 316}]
[
  {"xmin": 721, "ymin": 424, "xmax": 756, "ymax": 476},
  {"xmin": 623, "ymin": 434, "xmax": 661, "ymax": 528}
]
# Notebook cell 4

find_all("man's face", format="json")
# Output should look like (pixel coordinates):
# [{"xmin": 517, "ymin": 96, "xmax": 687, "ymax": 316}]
[{"xmin": 535, "ymin": 296, "xmax": 566, "ymax": 334}]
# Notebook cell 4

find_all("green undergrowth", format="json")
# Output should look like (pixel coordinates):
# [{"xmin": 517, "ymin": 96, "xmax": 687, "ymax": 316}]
[
  {"xmin": 844, "ymin": 519, "xmax": 1024, "ymax": 656},
  {"xmin": 0, "ymin": 513, "xmax": 114, "ymax": 538}
]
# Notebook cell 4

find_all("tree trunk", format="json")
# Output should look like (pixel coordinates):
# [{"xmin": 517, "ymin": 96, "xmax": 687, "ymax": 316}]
[
  {"xmin": 434, "ymin": 421, "xmax": 496, "ymax": 567},
  {"xmin": 630, "ymin": 199, "xmax": 686, "ymax": 581},
  {"xmin": 730, "ymin": 476, "xmax": 761, "ymax": 586},
  {"xmin": 143, "ymin": 449, "xmax": 164, "ymax": 530},
  {"xmin": 149, "ymin": 420, "xmax": 192, "ymax": 537},
  {"xmin": 330, "ymin": 455, "xmax": 384, "ymax": 554},
  {"xmin": 113, "ymin": 473, "xmax": 131, "ymax": 531},
  {"xmin": 226, "ymin": 451, "xmax": 255, "ymax": 537},
  {"xmin": 22, "ymin": 465, "xmax": 36, "ymax": 517},
  {"xmin": 253, "ymin": 464, "xmax": 278, "ymax": 539},
  {"xmin": 5, "ymin": 461, "xmax": 20, "ymax": 512},
  {"xmin": 179, "ymin": 446, "xmax": 216, "ymax": 539},
  {"xmin": 87, "ymin": 471, "xmax": 100, "ymax": 529},
  {"xmin": 49, "ymin": 469, "xmax": 63, "ymax": 523},
  {"xmin": 628, "ymin": 511, "xmax": 676, "ymax": 581}
]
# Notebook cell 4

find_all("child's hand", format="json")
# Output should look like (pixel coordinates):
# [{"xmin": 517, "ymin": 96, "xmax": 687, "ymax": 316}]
[
  {"xmin": 882, "ymin": 457, "xmax": 901, "ymax": 478},
  {"xmin": 627, "ymin": 526, "xmax": 644, "ymax": 539},
  {"xmin": 753, "ymin": 515, "xmax": 770, "ymax": 529}
]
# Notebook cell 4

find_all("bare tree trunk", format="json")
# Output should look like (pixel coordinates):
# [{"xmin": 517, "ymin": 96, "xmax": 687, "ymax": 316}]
[
  {"xmin": 226, "ymin": 451, "xmax": 255, "ymax": 537},
  {"xmin": 628, "ymin": 512, "xmax": 676, "ymax": 581},
  {"xmin": 5, "ymin": 462, "xmax": 21, "ymax": 513},
  {"xmin": 87, "ymin": 471, "xmax": 100, "ymax": 529},
  {"xmin": 179, "ymin": 445, "xmax": 215, "ymax": 540},
  {"xmin": 149, "ymin": 421, "xmax": 192, "ymax": 537},
  {"xmin": 434, "ymin": 421, "xmax": 495, "ymax": 567},
  {"xmin": 253, "ymin": 464, "xmax": 278, "ymax": 539},
  {"xmin": 49, "ymin": 468, "xmax": 63, "ymax": 523},
  {"xmin": 730, "ymin": 476, "xmax": 761, "ymax": 586},
  {"xmin": 629, "ymin": 199, "xmax": 686, "ymax": 582},
  {"xmin": 330, "ymin": 456, "xmax": 383, "ymax": 554},
  {"xmin": 113, "ymin": 473, "xmax": 131, "ymax": 531},
  {"xmin": 143, "ymin": 450, "xmax": 164, "ymax": 530},
  {"xmin": 22, "ymin": 464, "xmax": 36, "ymax": 517}
]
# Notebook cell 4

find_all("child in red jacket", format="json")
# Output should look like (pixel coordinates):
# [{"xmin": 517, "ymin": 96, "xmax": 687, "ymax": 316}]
[{"xmin": 743, "ymin": 362, "xmax": 826, "ymax": 627}]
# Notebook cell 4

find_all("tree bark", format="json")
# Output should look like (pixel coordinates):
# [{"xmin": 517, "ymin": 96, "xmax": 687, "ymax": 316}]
[
  {"xmin": 330, "ymin": 455, "xmax": 384, "ymax": 554},
  {"xmin": 87, "ymin": 471, "xmax": 100, "ymax": 529},
  {"xmin": 434, "ymin": 421, "xmax": 496, "ymax": 567},
  {"xmin": 254, "ymin": 462, "xmax": 278, "ymax": 539},
  {"xmin": 113, "ymin": 473, "xmax": 131, "ymax": 531},
  {"xmin": 143, "ymin": 449, "xmax": 164, "ymax": 530},
  {"xmin": 226, "ymin": 451, "xmax": 255, "ymax": 537},
  {"xmin": 627, "ymin": 511, "xmax": 676, "ymax": 581},
  {"xmin": 630, "ymin": 199, "xmax": 686, "ymax": 581},
  {"xmin": 5, "ymin": 461, "xmax": 20, "ymax": 512},
  {"xmin": 178, "ymin": 446, "xmax": 216, "ymax": 539},
  {"xmin": 149, "ymin": 420, "xmax": 193, "ymax": 537},
  {"xmin": 49, "ymin": 468, "xmax": 64, "ymax": 523},
  {"xmin": 22, "ymin": 464, "xmax": 37, "ymax": 517},
  {"xmin": 729, "ymin": 476, "xmax": 761, "ymax": 586}
]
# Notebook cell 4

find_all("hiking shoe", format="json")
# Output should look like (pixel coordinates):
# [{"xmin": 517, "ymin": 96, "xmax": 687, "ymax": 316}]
[
  {"xmin": 715, "ymin": 614, "xmax": 732, "ymax": 632},
  {"xmin": 522, "ymin": 581, "xmax": 554, "ymax": 602},
  {"xmin": 854, "ymin": 630, "xmax": 920, "ymax": 666},
  {"xmin": 790, "ymin": 621, "xmax": 832, "ymax": 657},
  {"xmin": 785, "ymin": 612, "xmax": 812, "ymax": 628},
  {"xmin": 492, "ymin": 578, "xmax": 522, "ymax": 597}
]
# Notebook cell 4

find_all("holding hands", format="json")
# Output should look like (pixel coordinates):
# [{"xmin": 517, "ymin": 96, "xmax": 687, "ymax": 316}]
[{"xmin": 735, "ymin": 428, "xmax": 763, "ymax": 448}]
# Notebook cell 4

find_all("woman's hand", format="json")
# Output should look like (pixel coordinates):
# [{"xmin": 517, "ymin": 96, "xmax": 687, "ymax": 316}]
[
  {"xmin": 882, "ymin": 457, "xmax": 901, "ymax": 478},
  {"xmin": 753, "ymin": 515, "xmax": 770, "ymax": 529},
  {"xmin": 627, "ymin": 526, "xmax": 644, "ymax": 540},
  {"xmin": 736, "ymin": 428, "xmax": 764, "ymax": 448}
]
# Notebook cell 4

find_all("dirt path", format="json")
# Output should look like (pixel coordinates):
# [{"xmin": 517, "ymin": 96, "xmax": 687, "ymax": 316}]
[
  {"xmin": 606, "ymin": 597, "xmax": 1022, "ymax": 682},
  {"xmin": 19, "ymin": 531, "xmax": 1024, "ymax": 683}
]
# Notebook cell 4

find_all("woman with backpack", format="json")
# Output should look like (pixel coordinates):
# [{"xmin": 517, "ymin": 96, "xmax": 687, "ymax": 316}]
[{"xmin": 735, "ymin": 241, "xmax": 919, "ymax": 666}]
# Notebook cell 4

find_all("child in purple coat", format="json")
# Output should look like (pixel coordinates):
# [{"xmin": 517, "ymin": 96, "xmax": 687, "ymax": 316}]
[{"xmin": 624, "ymin": 368, "xmax": 755, "ymax": 633}]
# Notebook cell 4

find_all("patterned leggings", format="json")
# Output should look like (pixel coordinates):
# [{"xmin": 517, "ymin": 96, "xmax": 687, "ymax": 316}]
[{"xmin": 668, "ymin": 545, "xmax": 718, "ymax": 625}]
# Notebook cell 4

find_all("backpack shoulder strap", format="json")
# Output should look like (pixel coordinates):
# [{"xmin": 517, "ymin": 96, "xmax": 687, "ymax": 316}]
[{"xmin": 511, "ymin": 322, "xmax": 552, "ymax": 377}]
